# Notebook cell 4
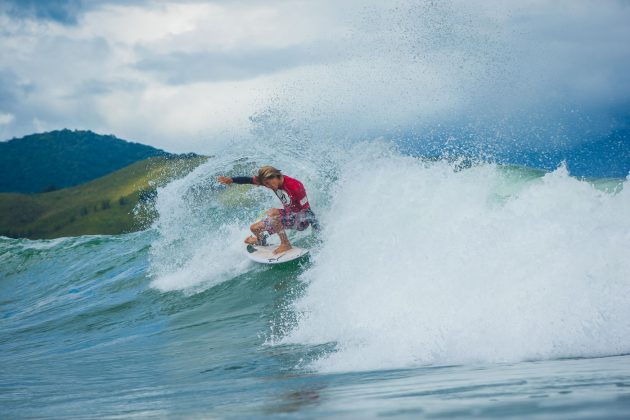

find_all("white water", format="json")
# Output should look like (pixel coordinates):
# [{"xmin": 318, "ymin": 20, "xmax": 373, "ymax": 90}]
[
  {"xmin": 147, "ymin": 137, "xmax": 630, "ymax": 371},
  {"xmin": 147, "ymin": 141, "xmax": 337, "ymax": 292},
  {"xmin": 148, "ymin": 159, "xmax": 252, "ymax": 293},
  {"xmin": 274, "ymin": 144, "xmax": 630, "ymax": 372}
]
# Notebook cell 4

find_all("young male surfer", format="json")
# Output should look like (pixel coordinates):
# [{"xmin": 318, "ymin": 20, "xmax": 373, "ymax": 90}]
[{"xmin": 217, "ymin": 166, "xmax": 319, "ymax": 254}]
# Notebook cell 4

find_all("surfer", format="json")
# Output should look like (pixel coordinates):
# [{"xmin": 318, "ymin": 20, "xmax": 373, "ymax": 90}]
[{"xmin": 217, "ymin": 166, "xmax": 319, "ymax": 254}]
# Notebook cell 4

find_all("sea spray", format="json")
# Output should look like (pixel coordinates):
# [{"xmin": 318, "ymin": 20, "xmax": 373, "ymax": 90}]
[
  {"xmin": 277, "ymin": 146, "xmax": 630, "ymax": 372},
  {"xmin": 146, "ymin": 145, "xmax": 333, "ymax": 293}
]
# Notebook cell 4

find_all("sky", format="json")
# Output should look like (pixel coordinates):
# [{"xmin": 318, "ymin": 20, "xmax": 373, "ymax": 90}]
[{"xmin": 0, "ymin": 0, "xmax": 629, "ymax": 153}]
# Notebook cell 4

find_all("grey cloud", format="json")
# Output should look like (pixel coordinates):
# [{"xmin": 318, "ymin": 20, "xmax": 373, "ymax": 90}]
[
  {"xmin": 0, "ymin": 0, "xmax": 83, "ymax": 24},
  {"xmin": 1, "ymin": 0, "xmax": 630, "ymax": 152},
  {"xmin": 0, "ymin": 0, "xmax": 150, "ymax": 24},
  {"xmin": 0, "ymin": 69, "xmax": 42, "ymax": 140},
  {"xmin": 0, "ymin": 69, "xmax": 19, "ymax": 105},
  {"xmin": 0, "ymin": 33, "xmax": 116, "ymax": 139},
  {"xmin": 0, "ymin": 0, "xmax": 272, "ymax": 25},
  {"xmin": 0, "ymin": 69, "xmax": 35, "ymax": 110},
  {"xmin": 135, "ymin": 46, "xmax": 332, "ymax": 84},
  {"xmin": 69, "ymin": 78, "xmax": 146, "ymax": 98}
]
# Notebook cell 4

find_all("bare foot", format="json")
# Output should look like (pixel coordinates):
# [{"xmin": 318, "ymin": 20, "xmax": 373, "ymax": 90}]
[
  {"xmin": 273, "ymin": 243, "xmax": 292, "ymax": 254},
  {"xmin": 244, "ymin": 236, "xmax": 258, "ymax": 245}
]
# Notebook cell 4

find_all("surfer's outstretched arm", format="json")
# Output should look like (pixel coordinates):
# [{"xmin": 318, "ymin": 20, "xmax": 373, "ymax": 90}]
[{"xmin": 217, "ymin": 176, "xmax": 259, "ymax": 185}]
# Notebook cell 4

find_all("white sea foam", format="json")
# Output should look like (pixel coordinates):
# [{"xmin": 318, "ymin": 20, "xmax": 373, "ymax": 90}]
[
  {"xmin": 148, "ymin": 160, "xmax": 255, "ymax": 293},
  {"xmin": 148, "ymin": 136, "xmax": 630, "ymax": 370},
  {"xmin": 278, "ymin": 145, "xmax": 630, "ymax": 372},
  {"xmin": 147, "ymin": 144, "xmax": 333, "ymax": 293}
]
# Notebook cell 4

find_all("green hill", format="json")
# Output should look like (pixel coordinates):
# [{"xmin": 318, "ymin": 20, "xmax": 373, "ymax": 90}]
[
  {"xmin": 0, "ymin": 155, "xmax": 208, "ymax": 239},
  {"xmin": 0, "ymin": 129, "xmax": 171, "ymax": 193}
]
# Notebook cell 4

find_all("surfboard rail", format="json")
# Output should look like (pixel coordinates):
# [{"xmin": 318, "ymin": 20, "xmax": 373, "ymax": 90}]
[{"xmin": 245, "ymin": 243, "xmax": 309, "ymax": 264}]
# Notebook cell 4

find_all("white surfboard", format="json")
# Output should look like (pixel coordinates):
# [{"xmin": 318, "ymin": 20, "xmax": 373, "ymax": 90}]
[{"xmin": 245, "ymin": 243, "xmax": 309, "ymax": 264}]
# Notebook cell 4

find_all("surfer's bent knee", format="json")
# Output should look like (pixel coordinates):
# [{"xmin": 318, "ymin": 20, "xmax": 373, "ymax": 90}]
[
  {"xmin": 250, "ymin": 221, "xmax": 264, "ymax": 232},
  {"xmin": 266, "ymin": 208, "xmax": 280, "ymax": 218}
]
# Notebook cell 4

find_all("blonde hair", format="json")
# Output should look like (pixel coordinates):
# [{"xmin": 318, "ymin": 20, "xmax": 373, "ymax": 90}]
[{"xmin": 257, "ymin": 166, "xmax": 282, "ymax": 184}]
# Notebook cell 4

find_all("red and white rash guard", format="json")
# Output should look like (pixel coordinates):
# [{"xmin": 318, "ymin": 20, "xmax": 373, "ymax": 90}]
[{"xmin": 232, "ymin": 175, "xmax": 310, "ymax": 213}]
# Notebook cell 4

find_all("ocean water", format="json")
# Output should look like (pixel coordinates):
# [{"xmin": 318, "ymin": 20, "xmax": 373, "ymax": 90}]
[{"xmin": 2, "ymin": 143, "xmax": 630, "ymax": 418}]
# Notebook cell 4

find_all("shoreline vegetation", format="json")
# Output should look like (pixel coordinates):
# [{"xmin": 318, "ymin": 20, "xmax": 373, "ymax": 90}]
[
  {"xmin": 0, "ymin": 154, "xmax": 208, "ymax": 240},
  {"xmin": 0, "ymin": 129, "xmax": 208, "ymax": 240},
  {"xmin": 0, "ymin": 129, "xmax": 171, "ymax": 193}
]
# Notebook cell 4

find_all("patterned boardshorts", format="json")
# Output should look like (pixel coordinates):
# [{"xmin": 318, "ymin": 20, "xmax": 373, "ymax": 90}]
[{"xmin": 263, "ymin": 209, "xmax": 313, "ymax": 234}]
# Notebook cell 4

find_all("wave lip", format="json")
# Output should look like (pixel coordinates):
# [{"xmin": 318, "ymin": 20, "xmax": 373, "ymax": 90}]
[{"xmin": 279, "ymin": 152, "xmax": 630, "ymax": 373}]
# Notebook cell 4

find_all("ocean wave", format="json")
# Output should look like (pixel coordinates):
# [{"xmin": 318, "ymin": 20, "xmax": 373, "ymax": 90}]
[{"xmin": 275, "ymin": 145, "xmax": 630, "ymax": 372}]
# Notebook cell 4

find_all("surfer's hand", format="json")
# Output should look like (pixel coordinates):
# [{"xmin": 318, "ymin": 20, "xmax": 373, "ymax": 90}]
[{"xmin": 217, "ymin": 176, "xmax": 233, "ymax": 185}]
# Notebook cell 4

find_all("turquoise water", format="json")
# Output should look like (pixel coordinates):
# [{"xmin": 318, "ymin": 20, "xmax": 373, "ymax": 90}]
[{"xmin": 2, "ymin": 155, "xmax": 630, "ymax": 418}]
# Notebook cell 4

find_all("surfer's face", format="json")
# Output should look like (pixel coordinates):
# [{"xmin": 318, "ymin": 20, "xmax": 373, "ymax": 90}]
[{"xmin": 263, "ymin": 175, "xmax": 282, "ymax": 190}]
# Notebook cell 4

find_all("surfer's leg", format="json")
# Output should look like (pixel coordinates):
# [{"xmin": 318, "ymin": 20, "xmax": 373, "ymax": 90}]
[
  {"xmin": 265, "ymin": 208, "xmax": 292, "ymax": 254},
  {"xmin": 245, "ymin": 221, "xmax": 267, "ymax": 245}
]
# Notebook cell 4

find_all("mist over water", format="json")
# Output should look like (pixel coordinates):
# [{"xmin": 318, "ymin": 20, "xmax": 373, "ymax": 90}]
[
  {"xmin": 278, "ymin": 147, "xmax": 630, "ymax": 372},
  {"xmin": 220, "ymin": 0, "xmax": 630, "ymax": 177}
]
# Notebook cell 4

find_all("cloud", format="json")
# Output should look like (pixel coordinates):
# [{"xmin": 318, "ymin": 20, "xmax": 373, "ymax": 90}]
[
  {"xmin": 0, "ymin": 0, "xmax": 82, "ymax": 24},
  {"xmin": 0, "ymin": 0, "xmax": 628, "ymax": 153},
  {"xmin": 0, "ymin": 0, "xmax": 342, "ymax": 150},
  {"xmin": 0, "ymin": 0, "xmax": 151, "ymax": 24},
  {"xmin": 0, "ymin": 112, "xmax": 14, "ymax": 125},
  {"xmin": 135, "ymin": 45, "xmax": 334, "ymax": 84}
]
